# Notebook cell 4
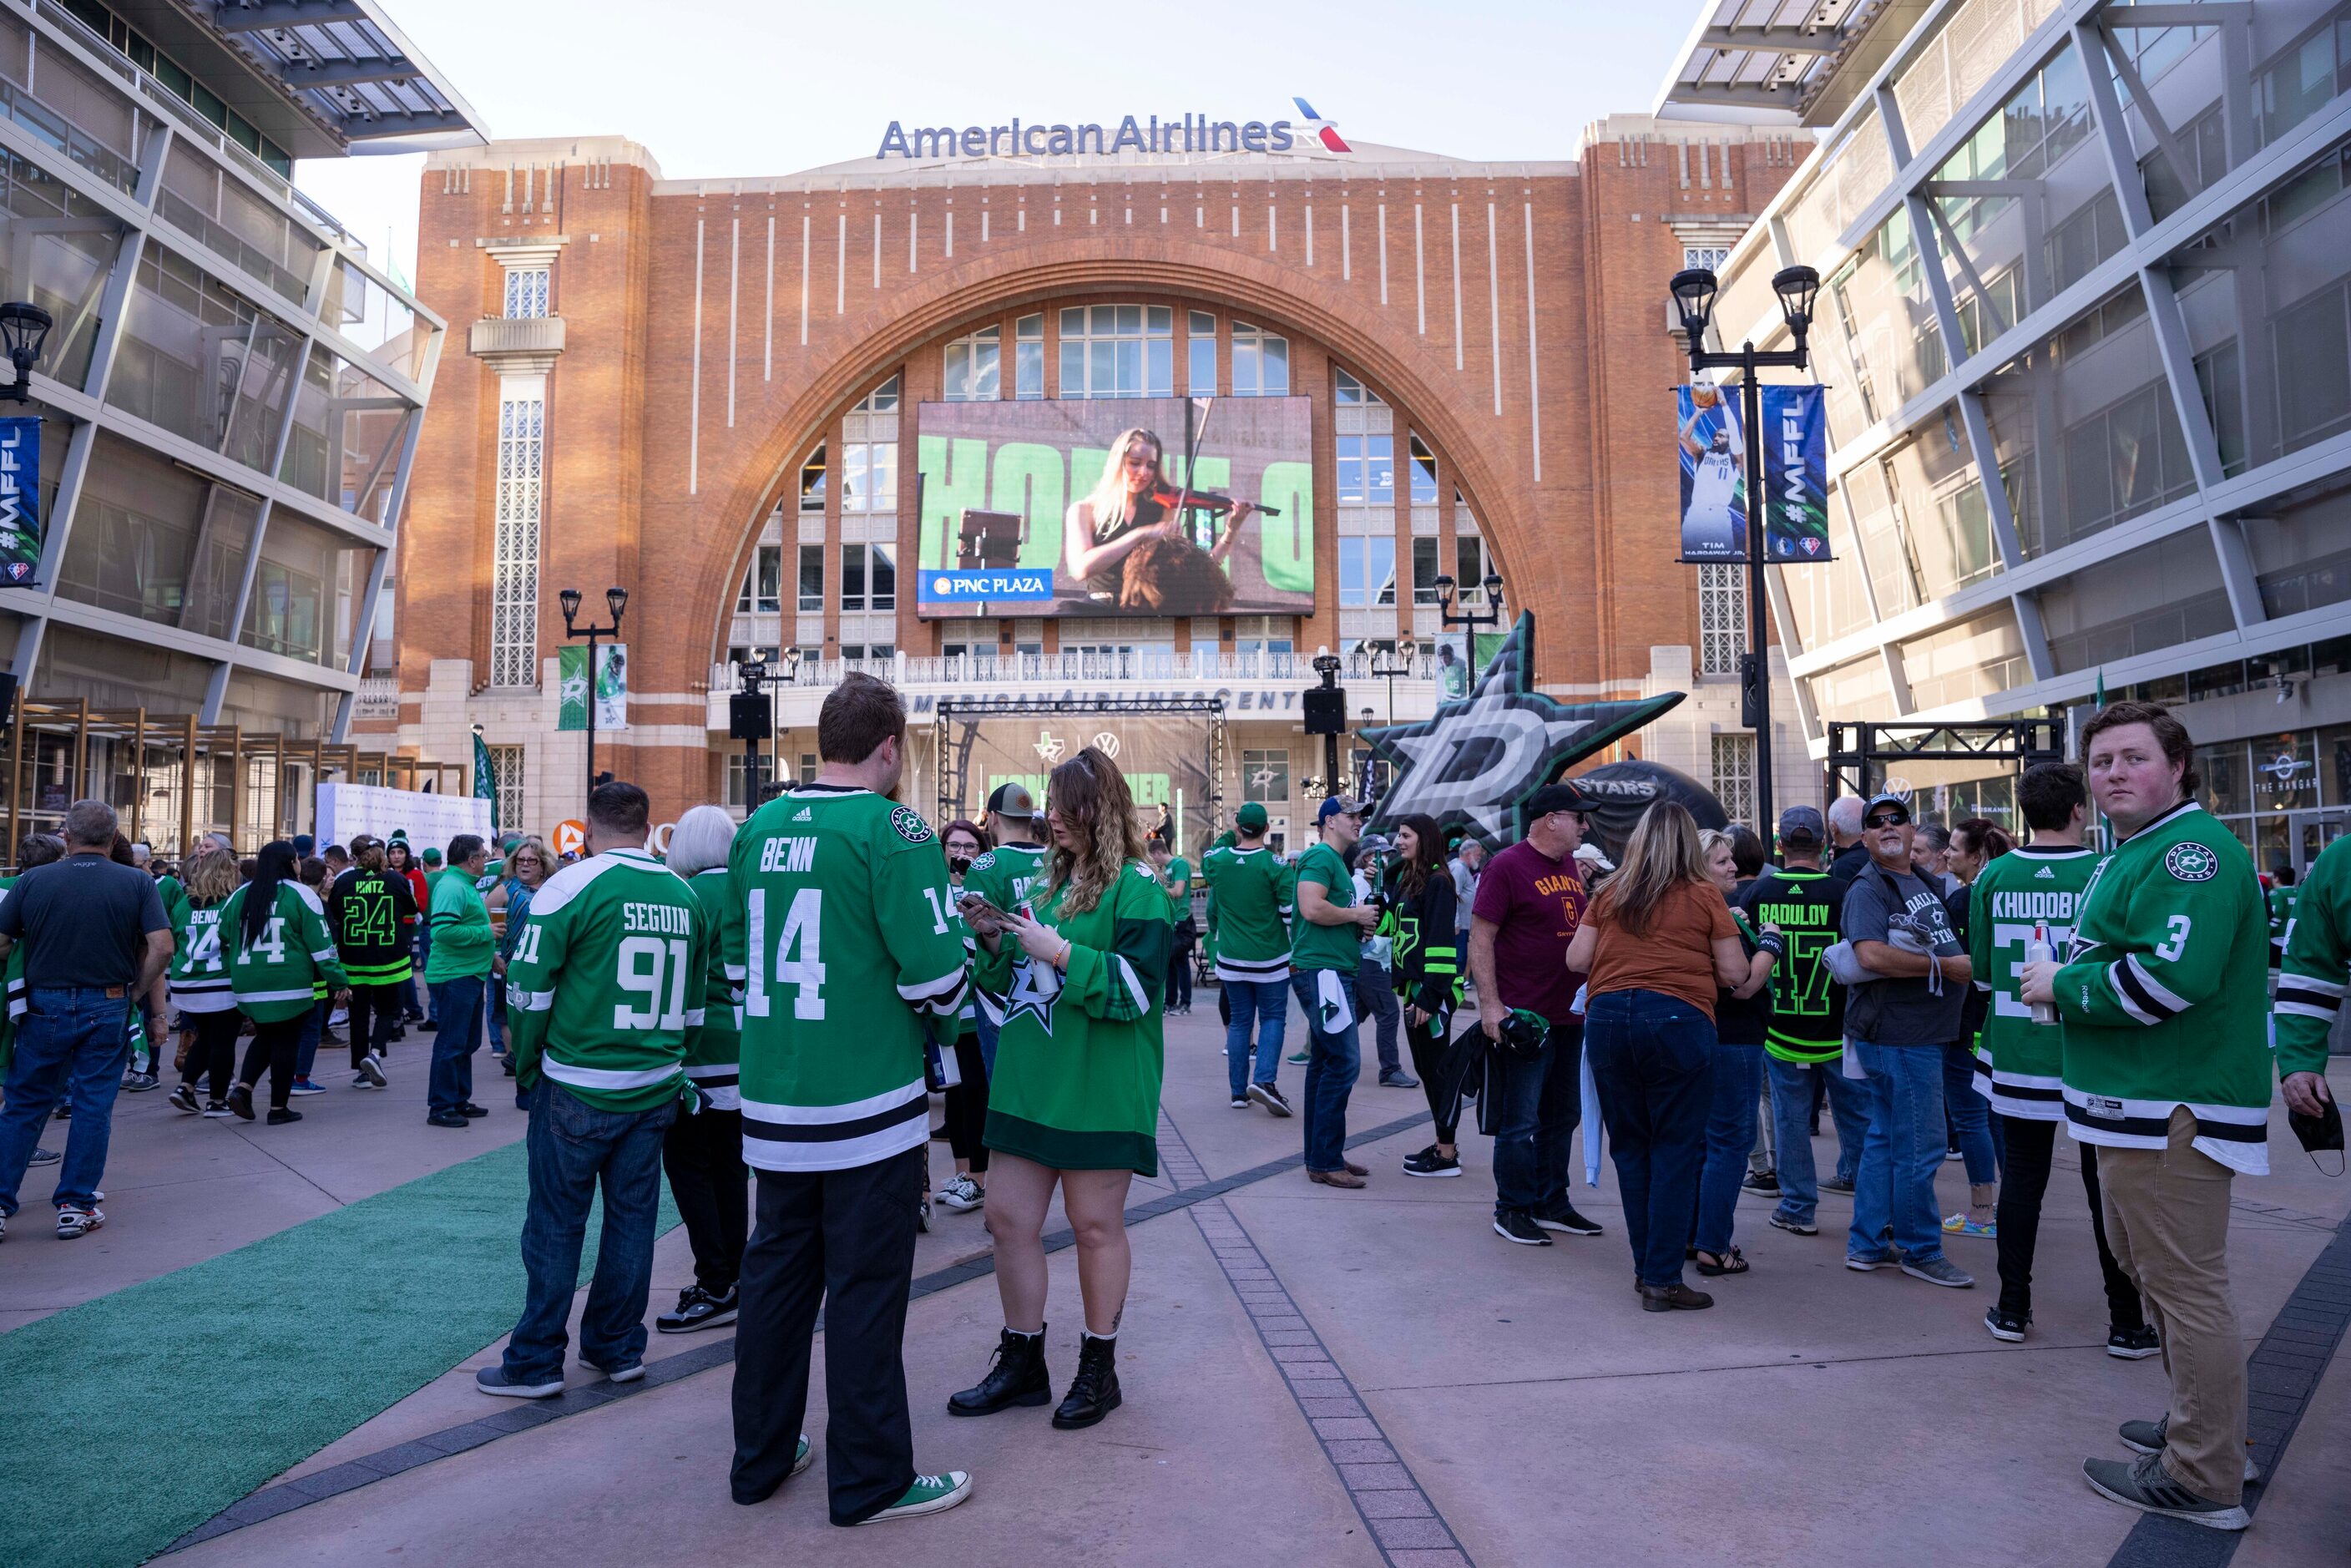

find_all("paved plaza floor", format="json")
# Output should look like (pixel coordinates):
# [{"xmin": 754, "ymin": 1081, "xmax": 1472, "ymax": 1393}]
[{"xmin": 7, "ymin": 1004, "xmax": 2348, "ymax": 1566}]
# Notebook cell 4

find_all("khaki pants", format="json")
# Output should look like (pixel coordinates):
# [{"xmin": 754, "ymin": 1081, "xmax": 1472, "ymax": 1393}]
[{"xmin": 2098, "ymin": 1104, "xmax": 2247, "ymax": 1505}]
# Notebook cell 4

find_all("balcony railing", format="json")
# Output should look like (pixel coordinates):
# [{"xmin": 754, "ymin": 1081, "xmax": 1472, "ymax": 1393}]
[
  {"xmin": 708, "ymin": 649, "xmax": 1439, "ymax": 693},
  {"xmin": 468, "ymin": 316, "xmax": 566, "ymax": 357}
]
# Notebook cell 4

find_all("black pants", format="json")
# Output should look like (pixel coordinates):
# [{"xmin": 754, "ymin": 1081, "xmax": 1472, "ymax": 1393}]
[
  {"xmin": 236, "ymin": 1014, "xmax": 306, "ymax": 1110},
  {"xmin": 1406, "ymin": 1011, "xmax": 1459, "ymax": 1142},
  {"xmin": 346, "ymin": 982, "xmax": 404, "ymax": 1070},
  {"xmin": 1166, "ymin": 948, "xmax": 1193, "ymax": 1011},
  {"xmin": 940, "ymin": 1034, "xmax": 990, "ymax": 1173},
  {"xmin": 1994, "ymin": 1114, "xmax": 2145, "ymax": 1329},
  {"xmin": 663, "ymin": 1103, "xmax": 747, "ymax": 1292},
  {"xmin": 181, "ymin": 1009, "xmax": 241, "ymax": 1101},
  {"xmin": 732, "ymin": 1148, "xmax": 922, "ymax": 1525}
]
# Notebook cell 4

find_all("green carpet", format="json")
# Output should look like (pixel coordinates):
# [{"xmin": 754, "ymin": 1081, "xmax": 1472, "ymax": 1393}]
[{"xmin": 0, "ymin": 1137, "xmax": 678, "ymax": 1568}]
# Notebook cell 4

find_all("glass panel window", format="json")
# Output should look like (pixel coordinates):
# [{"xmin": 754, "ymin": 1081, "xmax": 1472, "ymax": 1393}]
[
  {"xmin": 800, "ymin": 443, "xmax": 827, "ymax": 511},
  {"xmin": 1333, "ymin": 367, "xmax": 1375, "ymax": 405},
  {"xmin": 1898, "ymin": 607, "xmax": 2030, "ymax": 711},
  {"xmin": 1231, "ymin": 321, "xmax": 1289, "ymax": 396},
  {"xmin": 1242, "ymin": 748, "xmax": 1291, "ymax": 802},
  {"xmin": 1407, "ymin": 435, "xmax": 1439, "ymax": 505},
  {"xmin": 56, "ymin": 432, "xmax": 254, "ymax": 639},
  {"xmin": 1015, "ymin": 313, "xmax": 1044, "ymax": 399},
  {"xmin": 1188, "ymin": 311, "xmax": 1216, "ymax": 393},
  {"xmin": 943, "ymin": 326, "xmax": 1000, "ymax": 401},
  {"xmin": 1412, "ymin": 537, "xmax": 1443, "ymax": 604},
  {"xmin": 1814, "ymin": 209, "xmax": 1945, "ymax": 429},
  {"xmin": 857, "ymin": 374, "xmax": 901, "ymax": 412},
  {"xmin": 1456, "ymin": 533, "xmax": 1488, "ymax": 603},
  {"xmin": 109, "ymin": 245, "xmax": 304, "ymax": 475},
  {"xmin": 1711, "ymin": 733, "xmax": 1757, "ymax": 831},
  {"xmin": 738, "ymin": 544, "xmax": 781, "ymax": 614},
  {"xmin": 841, "ymin": 541, "xmax": 866, "ymax": 610},
  {"xmin": 0, "ymin": 148, "xmax": 122, "ymax": 387},
  {"xmin": 503, "ymin": 267, "xmax": 550, "ymax": 319},
  {"xmin": 488, "ymin": 745, "xmax": 525, "ymax": 836},
  {"xmin": 1335, "ymin": 434, "xmax": 1394, "ymax": 504},
  {"xmin": 870, "ymin": 541, "xmax": 896, "ymax": 610},
  {"xmin": 277, "ymin": 345, "xmax": 411, "ymax": 524},
  {"xmin": 1057, "ymin": 304, "xmax": 1173, "ymax": 397},
  {"xmin": 1697, "ymin": 563, "xmax": 1746, "ymax": 675},
  {"xmin": 239, "ymin": 511, "xmax": 371, "ymax": 670},
  {"xmin": 840, "ymin": 442, "xmax": 897, "ymax": 512},
  {"xmin": 2038, "ymin": 530, "xmax": 2232, "ymax": 675},
  {"xmin": 488, "ymin": 396, "xmax": 543, "ymax": 687},
  {"xmin": 2242, "ymin": 483, "xmax": 2351, "ymax": 620},
  {"xmin": 1338, "ymin": 536, "xmax": 1396, "ymax": 608},
  {"xmin": 797, "ymin": 543, "xmax": 824, "ymax": 611}
]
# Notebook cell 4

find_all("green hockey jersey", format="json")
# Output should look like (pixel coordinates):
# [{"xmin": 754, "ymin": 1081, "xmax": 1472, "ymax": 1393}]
[
  {"xmin": 685, "ymin": 865, "xmax": 743, "ymax": 1110},
  {"xmin": 1288, "ymin": 841, "xmax": 1361, "ymax": 974},
  {"xmin": 2053, "ymin": 800, "xmax": 2272, "ymax": 1174},
  {"xmin": 1965, "ymin": 842, "xmax": 2098, "ymax": 1121},
  {"xmin": 2268, "ymin": 881, "xmax": 2302, "ymax": 971},
  {"xmin": 732, "ymin": 786, "xmax": 969, "ymax": 1172},
  {"xmin": 2275, "ymin": 835, "xmax": 2350, "ymax": 1080},
  {"xmin": 507, "ymin": 847, "xmax": 707, "ymax": 1115},
  {"xmin": 167, "ymin": 894, "xmax": 236, "ymax": 1014},
  {"xmin": 962, "ymin": 841, "xmax": 1050, "ymax": 1025},
  {"xmin": 219, "ymin": 882, "xmax": 348, "ymax": 1024},
  {"xmin": 1200, "ymin": 843, "xmax": 1293, "ymax": 984},
  {"xmin": 979, "ymin": 858, "xmax": 1170, "ymax": 1176}
]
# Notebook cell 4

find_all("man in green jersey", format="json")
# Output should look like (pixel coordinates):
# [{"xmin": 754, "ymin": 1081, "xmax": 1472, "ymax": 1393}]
[
  {"xmin": 477, "ymin": 782, "xmax": 705, "ymax": 1400},
  {"xmin": 1202, "ymin": 802, "xmax": 1296, "ymax": 1115},
  {"xmin": 730, "ymin": 675, "xmax": 973, "ymax": 1526},
  {"xmin": 2265, "ymin": 865, "xmax": 2299, "ymax": 973},
  {"xmin": 1738, "ymin": 806, "xmax": 1863, "ymax": 1236},
  {"xmin": 1292, "ymin": 796, "xmax": 1380, "ymax": 1186},
  {"xmin": 423, "ymin": 836, "xmax": 494, "ymax": 1128},
  {"xmin": 2022, "ymin": 703, "xmax": 2269, "ymax": 1531},
  {"xmin": 2275, "ymin": 839, "xmax": 2343, "ymax": 1119},
  {"xmin": 1969, "ymin": 764, "xmax": 2149, "ymax": 1354}
]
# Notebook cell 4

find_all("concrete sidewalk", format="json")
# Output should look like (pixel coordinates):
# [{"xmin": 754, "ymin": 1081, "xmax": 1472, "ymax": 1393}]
[{"xmin": 13, "ymin": 1005, "xmax": 2349, "ymax": 1565}]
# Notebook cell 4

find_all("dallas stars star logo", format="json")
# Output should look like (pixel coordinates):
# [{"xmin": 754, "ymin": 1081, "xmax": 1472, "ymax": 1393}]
[
  {"xmin": 1361, "ymin": 613, "xmax": 1686, "ymax": 846},
  {"xmin": 1002, "ymin": 951, "xmax": 1064, "ymax": 1034}
]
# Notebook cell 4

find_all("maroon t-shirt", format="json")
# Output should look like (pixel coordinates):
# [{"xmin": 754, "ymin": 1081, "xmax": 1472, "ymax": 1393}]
[{"xmin": 1471, "ymin": 837, "xmax": 1590, "ymax": 1026}]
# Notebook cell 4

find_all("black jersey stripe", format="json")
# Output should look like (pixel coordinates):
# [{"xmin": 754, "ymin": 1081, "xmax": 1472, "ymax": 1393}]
[
  {"xmin": 741, "ymin": 1093, "xmax": 927, "ymax": 1145},
  {"xmin": 2110, "ymin": 959, "xmax": 2179, "ymax": 1024}
]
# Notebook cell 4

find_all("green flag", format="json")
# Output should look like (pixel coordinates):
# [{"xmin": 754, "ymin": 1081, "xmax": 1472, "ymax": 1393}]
[
  {"xmin": 473, "ymin": 731, "xmax": 498, "ymax": 837},
  {"xmin": 2094, "ymin": 669, "xmax": 2106, "ymax": 711}
]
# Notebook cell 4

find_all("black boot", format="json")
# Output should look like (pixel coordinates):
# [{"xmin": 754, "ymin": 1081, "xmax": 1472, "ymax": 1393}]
[
  {"xmin": 948, "ymin": 1327, "xmax": 1051, "ymax": 1416},
  {"xmin": 1052, "ymin": 1333, "xmax": 1123, "ymax": 1429}
]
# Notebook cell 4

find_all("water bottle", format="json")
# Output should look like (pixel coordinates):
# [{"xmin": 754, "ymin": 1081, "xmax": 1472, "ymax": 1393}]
[{"xmin": 2027, "ymin": 923, "xmax": 2056, "ymax": 1025}]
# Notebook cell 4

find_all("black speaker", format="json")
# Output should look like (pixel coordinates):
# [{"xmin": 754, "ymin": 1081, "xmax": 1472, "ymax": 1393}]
[
  {"xmin": 729, "ymin": 690, "xmax": 772, "ymax": 741},
  {"xmin": 1302, "ymin": 685, "xmax": 1348, "ymax": 736}
]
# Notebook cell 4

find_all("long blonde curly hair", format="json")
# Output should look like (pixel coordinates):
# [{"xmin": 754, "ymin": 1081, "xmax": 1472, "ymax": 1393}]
[
  {"xmin": 1043, "ymin": 745, "xmax": 1148, "ymax": 915},
  {"xmin": 1588, "ymin": 801, "xmax": 1711, "ymax": 938}
]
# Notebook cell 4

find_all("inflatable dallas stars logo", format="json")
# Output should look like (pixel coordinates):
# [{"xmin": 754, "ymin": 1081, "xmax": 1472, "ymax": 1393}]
[{"xmin": 1363, "ymin": 613, "xmax": 1686, "ymax": 847}]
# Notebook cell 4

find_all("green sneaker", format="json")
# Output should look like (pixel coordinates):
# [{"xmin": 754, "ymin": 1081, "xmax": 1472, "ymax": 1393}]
[
  {"xmin": 857, "ymin": 1470, "xmax": 973, "ymax": 1524},
  {"xmin": 1287, "ymin": 1050, "xmax": 1309, "ymax": 1064}
]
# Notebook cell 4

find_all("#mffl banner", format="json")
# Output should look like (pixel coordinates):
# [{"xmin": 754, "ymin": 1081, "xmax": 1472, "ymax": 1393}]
[
  {"xmin": 0, "ymin": 417, "xmax": 40, "ymax": 584},
  {"xmin": 557, "ymin": 643, "xmax": 628, "ymax": 731},
  {"xmin": 1673, "ymin": 385, "xmax": 1833, "ymax": 564}
]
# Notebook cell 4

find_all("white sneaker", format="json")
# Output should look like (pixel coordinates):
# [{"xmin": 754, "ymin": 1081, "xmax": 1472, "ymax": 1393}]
[
  {"xmin": 938, "ymin": 1175, "xmax": 984, "ymax": 1211},
  {"xmin": 358, "ymin": 1051, "xmax": 389, "ymax": 1087}
]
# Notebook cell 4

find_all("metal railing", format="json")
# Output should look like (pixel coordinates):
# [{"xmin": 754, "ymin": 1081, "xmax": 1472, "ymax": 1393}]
[{"xmin": 707, "ymin": 648, "xmax": 1440, "ymax": 692}]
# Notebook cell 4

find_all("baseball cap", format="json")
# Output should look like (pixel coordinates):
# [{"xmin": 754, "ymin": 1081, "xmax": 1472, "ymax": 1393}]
[
  {"xmin": 1573, "ymin": 842, "xmax": 1615, "ymax": 870},
  {"xmin": 1317, "ymin": 795, "xmax": 1366, "ymax": 823},
  {"xmin": 1235, "ymin": 802, "xmax": 1269, "ymax": 832},
  {"xmin": 1524, "ymin": 781, "xmax": 1598, "ymax": 817},
  {"xmin": 987, "ymin": 781, "xmax": 1038, "ymax": 817},
  {"xmin": 1777, "ymin": 804, "xmax": 1826, "ymax": 845},
  {"xmin": 1863, "ymin": 791, "xmax": 1911, "ymax": 824},
  {"xmin": 422, "ymin": 846, "xmax": 443, "ymax": 865},
  {"xmin": 1358, "ymin": 833, "xmax": 1394, "ymax": 857}
]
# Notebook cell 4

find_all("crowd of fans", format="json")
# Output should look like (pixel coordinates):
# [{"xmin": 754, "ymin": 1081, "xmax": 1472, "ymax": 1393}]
[{"xmin": 0, "ymin": 688, "xmax": 2338, "ymax": 1538}]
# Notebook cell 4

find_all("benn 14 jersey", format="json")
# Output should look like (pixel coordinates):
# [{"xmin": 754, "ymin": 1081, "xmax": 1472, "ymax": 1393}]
[
  {"xmin": 731, "ymin": 785, "xmax": 969, "ymax": 1173},
  {"xmin": 1965, "ymin": 842, "xmax": 2098, "ymax": 1120},
  {"xmin": 2052, "ymin": 800, "xmax": 2272, "ymax": 1174}
]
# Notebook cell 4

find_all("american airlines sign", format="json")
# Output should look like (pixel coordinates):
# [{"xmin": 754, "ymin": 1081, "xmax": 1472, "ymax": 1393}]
[{"xmin": 876, "ymin": 98, "xmax": 1351, "ymax": 161}]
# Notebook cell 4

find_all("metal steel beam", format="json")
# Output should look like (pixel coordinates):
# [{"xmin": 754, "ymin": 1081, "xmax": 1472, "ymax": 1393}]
[
  {"xmin": 338, "ymin": 110, "xmax": 474, "ymax": 139},
  {"xmin": 210, "ymin": 2, "xmax": 369, "ymax": 33},
  {"xmin": 278, "ymin": 58, "xmax": 420, "ymax": 89},
  {"xmin": 1696, "ymin": 27, "xmax": 1846, "ymax": 55}
]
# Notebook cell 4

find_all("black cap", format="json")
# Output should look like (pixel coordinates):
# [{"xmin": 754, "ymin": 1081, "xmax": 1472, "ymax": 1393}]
[{"xmin": 1525, "ymin": 781, "xmax": 1598, "ymax": 817}]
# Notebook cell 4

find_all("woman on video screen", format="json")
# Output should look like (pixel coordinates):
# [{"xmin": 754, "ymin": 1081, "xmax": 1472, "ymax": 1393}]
[{"xmin": 1064, "ymin": 428, "xmax": 1248, "ymax": 614}]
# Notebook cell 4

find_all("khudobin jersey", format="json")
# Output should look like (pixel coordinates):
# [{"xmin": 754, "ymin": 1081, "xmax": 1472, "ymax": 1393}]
[
  {"xmin": 326, "ymin": 867, "xmax": 417, "ymax": 985},
  {"xmin": 167, "ymin": 895, "xmax": 236, "ymax": 1014},
  {"xmin": 2276, "ymin": 835, "xmax": 2351, "ymax": 1080},
  {"xmin": 506, "ymin": 847, "xmax": 706, "ymax": 1115},
  {"xmin": 1739, "ymin": 867, "xmax": 1844, "ymax": 1062},
  {"xmin": 2052, "ymin": 801, "xmax": 2273, "ymax": 1174},
  {"xmin": 732, "ymin": 785, "xmax": 969, "ymax": 1172},
  {"xmin": 1201, "ymin": 843, "xmax": 1294, "ymax": 983},
  {"xmin": 685, "ymin": 866, "xmax": 744, "ymax": 1110},
  {"xmin": 980, "ymin": 859, "xmax": 1170, "ymax": 1176},
  {"xmin": 962, "ymin": 841, "xmax": 1050, "ymax": 1024},
  {"xmin": 218, "ymin": 881, "xmax": 348, "ymax": 1024},
  {"xmin": 1965, "ymin": 842, "xmax": 2098, "ymax": 1120}
]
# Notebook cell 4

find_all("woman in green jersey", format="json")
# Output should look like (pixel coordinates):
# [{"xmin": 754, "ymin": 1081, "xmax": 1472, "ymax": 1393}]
[{"xmin": 951, "ymin": 746, "xmax": 1170, "ymax": 1432}]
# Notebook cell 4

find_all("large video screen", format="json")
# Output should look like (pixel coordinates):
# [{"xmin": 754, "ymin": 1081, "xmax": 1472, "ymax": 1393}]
[{"xmin": 914, "ymin": 397, "xmax": 1313, "ymax": 619}]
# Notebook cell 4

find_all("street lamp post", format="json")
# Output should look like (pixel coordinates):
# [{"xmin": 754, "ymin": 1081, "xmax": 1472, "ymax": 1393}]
[
  {"xmin": 1368, "ymin": 635, "xmax": 1415, "ymax": 724},
  {"xmin": 1312, "ymin": 651, "xmax": 1344, "ymax": 802},
  {"xmin": 559, "ymin": 586, "xmax": 628, "ymax": 811},
  {"xmin": 1431, "ymin": 572, "xmax": 1506, "ymax": 633},
  {"xmin": 1667, "ymin": 263, "xmax": 1821, "ymax": 837},
  {"xmin": 0, "ymin": 301, "xmax": 53, "ymax": 402}
]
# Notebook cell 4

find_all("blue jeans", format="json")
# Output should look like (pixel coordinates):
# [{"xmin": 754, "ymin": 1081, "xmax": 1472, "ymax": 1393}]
[
  {"xmin": 1224, "ymin": 978, "xmax": 1289, "ymax": 1098},
  {"xmin": 1848, "ymin": 1040, "xmax": 1949, "ymax": 1264},
  {"xmin": 974, "ymin": 1009, "xmax": 999, "ymax": 1077},
  {"xmin": 1356, "ymin": 958, "xmax": 1401, "ymax": 1075},
  {"xmin": 1585, "ymin": 990, "xmax": 1714, "ymax": 1289},
  {"xmin": 415, "ymin": 926, "xmax": 434, "ymax": 1018},
  {"xmin": 1766, "ymin": 1055, "xmax": 1869, "ymax": 1227},
  {"xmin": 427, "ymin": 974, "xmax": 486, "ymax": 1115},
  {"xmin": 1694, "ymin": 1040, "xmax": 1762, "ymax": 1257},
  {"xmin": 294, "ymin": 998, "xmax": 328, "ymax": 1080},
  {"xmin": 1487, "ymin": 1019, "xmax": 1582, "ymax": 1220},
  {"xmin": 0, "ymin": 987, "xmax": 133, "ymax": 1215},
  {"xmin": 488, "ymin": 981, "xmax": 508, "ymax": 1055},
  {"xmin": 1291, "ymin": 969, "xmax": 1361, "ymax": 1173},
  {"xmin": 1942, "ymin": 1042, "xmax": 2000, "ymax": 1185},
  {"xmin": 501, "ymin": 1079, "xmax": 677, "ymax": 1381}
]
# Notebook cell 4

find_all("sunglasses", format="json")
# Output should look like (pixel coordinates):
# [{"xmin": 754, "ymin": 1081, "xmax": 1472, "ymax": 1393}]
[{"xmin": 1865, "ymin": 810, "xmax": 1911, "ymax": 829}]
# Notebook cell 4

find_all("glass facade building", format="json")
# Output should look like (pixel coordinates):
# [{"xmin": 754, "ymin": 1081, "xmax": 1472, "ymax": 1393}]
[{"xmin": 1665, "ymin": 0, "xmax": 2351, "ymax": 871}]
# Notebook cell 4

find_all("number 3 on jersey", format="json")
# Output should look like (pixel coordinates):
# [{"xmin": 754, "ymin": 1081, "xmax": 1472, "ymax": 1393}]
[{"xmin": 746, "ymin": 888, "xmax": 827, "ymax": 1021}]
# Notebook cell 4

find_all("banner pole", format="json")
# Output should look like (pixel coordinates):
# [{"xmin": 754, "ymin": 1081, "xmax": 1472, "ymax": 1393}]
[{"xmin": 1741, "ymin": 354, "xmax": 1774, "ymax": 839}]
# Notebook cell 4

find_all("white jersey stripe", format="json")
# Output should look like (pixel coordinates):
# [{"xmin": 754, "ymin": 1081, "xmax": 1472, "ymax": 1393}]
[
  {"xmin": 741, "ymin": 1077, "xmax": 925, "ymax": 1125},
  {"xmin": 544, "ymin": 1057, "xmax": 682, "ymax": 1090}
]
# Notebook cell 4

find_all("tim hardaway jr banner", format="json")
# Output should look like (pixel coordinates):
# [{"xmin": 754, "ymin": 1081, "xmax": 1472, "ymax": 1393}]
[
  {"xmin": 1675, "ymin": 384, "xmax": 1831, "ymax": 563},
  {"xmin": 0, "ymin": 417, "xmax": 41, "ymax": 584}
]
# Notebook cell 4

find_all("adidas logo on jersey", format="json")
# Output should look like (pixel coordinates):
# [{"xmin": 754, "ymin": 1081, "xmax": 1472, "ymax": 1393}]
[
  {"xmin": 793, "ymin": 807, "xmax": 812, "ymax": 821},
  {"xmin": 2035, "ymin": 867, "xmax": 2054, "ymax": 878}
]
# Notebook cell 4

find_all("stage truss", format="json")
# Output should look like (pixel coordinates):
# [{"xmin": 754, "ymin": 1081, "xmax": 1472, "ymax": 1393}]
[{"xmin": 933, "ymin": 695, "xmax": 1229, "ymax": 837}]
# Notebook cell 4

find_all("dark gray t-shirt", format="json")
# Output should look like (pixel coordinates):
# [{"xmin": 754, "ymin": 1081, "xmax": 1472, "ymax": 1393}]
[
  {"xmin": 1839, "ymin": 862, "xmax": 1966, "ymax": 1045},
  {"xmin": 0, "ymin": 854, "xmax": 169, "ymax": 989}
]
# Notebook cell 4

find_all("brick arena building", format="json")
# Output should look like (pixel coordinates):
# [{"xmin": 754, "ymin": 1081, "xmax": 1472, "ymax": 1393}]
[{"xmin": 376, "ymin": 112, "xmax": 1808, "ymax": 843}]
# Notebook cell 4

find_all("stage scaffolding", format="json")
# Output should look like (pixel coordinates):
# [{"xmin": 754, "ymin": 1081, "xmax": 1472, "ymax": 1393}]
[{"xmin": 932, "ymin": 695, "xmax": 1229, "ymax": 837}]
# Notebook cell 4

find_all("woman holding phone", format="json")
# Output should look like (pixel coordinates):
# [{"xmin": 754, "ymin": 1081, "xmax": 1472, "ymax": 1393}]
[
  {"xmin": 937, "ymin": 818, "xmax": 993, "ymax": 1215},
  {"xmin": 948, "ymin": 746, "xmax": 1171, "ymax": 1430}
]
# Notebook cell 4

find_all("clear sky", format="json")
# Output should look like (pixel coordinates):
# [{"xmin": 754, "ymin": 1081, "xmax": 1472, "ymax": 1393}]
[{"xmin": 299, "ymin": 0, "xmax": 1709, "ymax": 291}]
